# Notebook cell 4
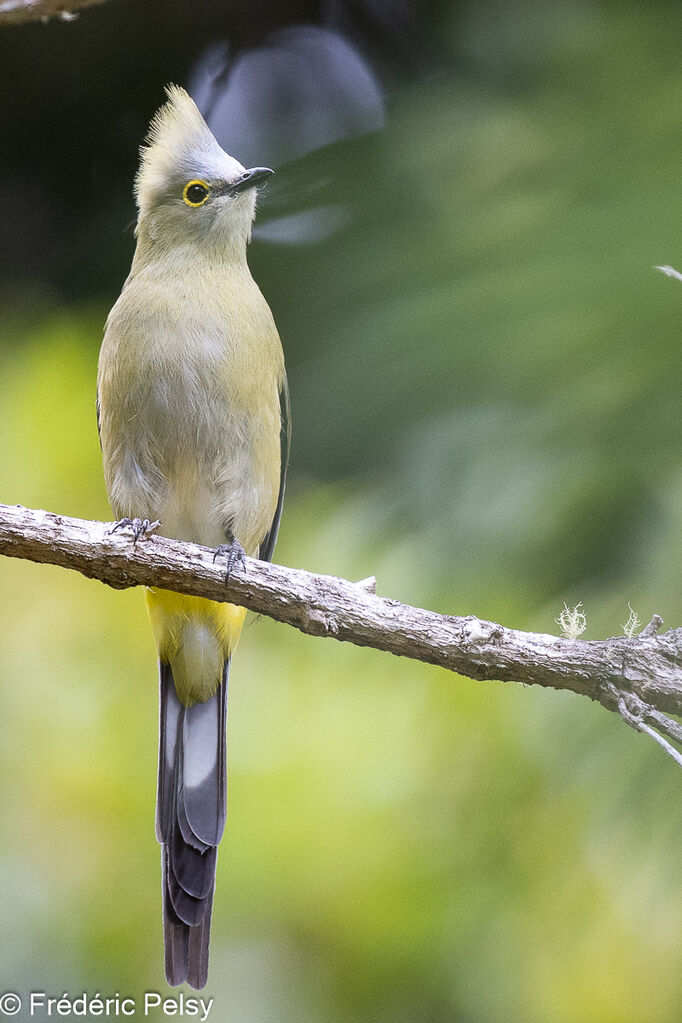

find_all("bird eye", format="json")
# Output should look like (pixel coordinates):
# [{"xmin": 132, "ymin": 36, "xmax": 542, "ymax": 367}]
[{"xmin": 182, "ymin": 180, "xmax": 210, "ymax": 207}]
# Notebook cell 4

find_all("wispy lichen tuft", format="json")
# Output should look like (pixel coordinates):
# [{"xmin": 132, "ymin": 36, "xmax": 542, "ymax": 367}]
[
  {"xmin": 555, "ymin": 602, "xmax": 587, "ymax": 640},
  {"xmin": 622, "ymin": 602, "xmax": 642, "ymax": 639}
]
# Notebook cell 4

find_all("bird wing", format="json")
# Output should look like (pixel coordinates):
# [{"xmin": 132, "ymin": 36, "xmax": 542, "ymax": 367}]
[
  {"xmin": 96, "ymin": 390, "xmax": 102, "ymax": 450},
  {"xmin": 259, "ymin": 375, "xmax": 290, "ymax": 562}
]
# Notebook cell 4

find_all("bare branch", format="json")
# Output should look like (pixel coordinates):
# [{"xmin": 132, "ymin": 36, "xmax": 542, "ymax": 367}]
[
  {"xmin": 2, "ymin": 502, "xmax": 682, "ymax": 755},
  {"xmin": 0, "ymin": 0, "xmax": 110, "ymax": 26}
]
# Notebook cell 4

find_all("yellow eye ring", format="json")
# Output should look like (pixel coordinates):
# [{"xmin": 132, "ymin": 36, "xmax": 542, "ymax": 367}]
[{"xmin": 182, "ymin": 180, "xmax": 210, "ymax": 207}]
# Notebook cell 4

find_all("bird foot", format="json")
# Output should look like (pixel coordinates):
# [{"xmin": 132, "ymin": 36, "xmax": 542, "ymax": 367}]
[
  {"xmin": 110, "ymin": 517, "xmax": 161, "ymax": 544},
  {"xmin": 213, "ymin": 539, "xmax": 247, "ymax": 584}
]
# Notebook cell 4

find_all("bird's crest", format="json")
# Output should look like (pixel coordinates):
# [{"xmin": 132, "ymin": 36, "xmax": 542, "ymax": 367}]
[{"xmin": 135, "ymin": 85, "xmax": 237, "ymax": 210}]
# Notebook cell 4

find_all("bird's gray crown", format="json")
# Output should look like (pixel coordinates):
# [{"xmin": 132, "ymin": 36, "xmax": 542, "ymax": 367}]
[{"xmin": 135, "ymin": 85, "xmax": 247, "ymax": 212}]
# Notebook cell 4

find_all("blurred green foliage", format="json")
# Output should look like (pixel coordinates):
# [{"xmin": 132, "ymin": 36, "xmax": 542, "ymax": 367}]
[{"xmin": 4, "ymin": 2, "xmax": 682, "ymax": 1021}]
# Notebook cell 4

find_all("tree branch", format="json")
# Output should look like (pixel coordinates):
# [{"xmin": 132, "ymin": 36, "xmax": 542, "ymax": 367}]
[
  {"xmin": 0, "ymin": 0, "xmax": 109, "ymax": 25},
  {"xmin": 2, "ymin": 502, "xmax": 682, "ymax": 755}
]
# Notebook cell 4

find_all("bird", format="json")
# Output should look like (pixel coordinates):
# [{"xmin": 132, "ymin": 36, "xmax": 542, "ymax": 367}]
[{"xmin": 97, "ymin": 85, "xmax": 289, "ymax": 989}]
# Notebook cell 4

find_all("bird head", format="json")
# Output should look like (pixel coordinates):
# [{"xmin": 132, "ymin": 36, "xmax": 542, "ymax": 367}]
[{"xmin": 134, "ymin": 85, "xmax": 273, "ymax": 253}]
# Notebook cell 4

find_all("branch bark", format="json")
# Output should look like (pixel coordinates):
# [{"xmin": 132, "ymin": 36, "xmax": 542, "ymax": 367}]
[
  {"xmin": 0, "ymin": 0, "xmax": 109, "ymax": 25},
  {"xmin": 1, "ymin": 502, "xmax": 682, "ymax": 758}
]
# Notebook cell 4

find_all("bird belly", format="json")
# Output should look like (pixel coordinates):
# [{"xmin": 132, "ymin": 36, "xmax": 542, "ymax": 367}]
[{"xmin": 103, "ymin": 359, "xmax": 280, "ymax": 555}]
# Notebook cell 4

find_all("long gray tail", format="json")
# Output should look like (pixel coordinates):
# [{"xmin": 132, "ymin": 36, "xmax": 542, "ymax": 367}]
[{"xmin": 156, "ymin": 660, "xmax": 228, "ymax": 989}]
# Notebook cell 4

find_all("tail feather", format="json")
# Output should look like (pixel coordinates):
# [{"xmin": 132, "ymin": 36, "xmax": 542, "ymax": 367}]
[
  {"xmin": 167, "ymin": 866, "xmax": 210, "ymax": 927},
  {"xmin": 187, "ymin": 890, "xmax": 213, "ymax": 990},
  {"xmin": 176, "ymin": 786, "xmax": 211, "ymax": 852},
  {"xmin": 170, "ymin": 828, "xmax": 217, "ymax": 898},
  {"xmin": 163, "ymin": 850, "xmax": 189, "ymax": 983},
  {"xmin": 156, "ymin": 667, "xmax": 182, "ymax": 843},
  {"xmin": 181, "ymin": 686, "xmax": 228, "ymax": 846},
  {"xmin": 157, "ymin": 660, "xmax": 229, "ymax": 988}
]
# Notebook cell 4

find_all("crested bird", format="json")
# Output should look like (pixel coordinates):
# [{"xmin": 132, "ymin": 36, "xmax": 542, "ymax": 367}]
[{"xmin": 97, "ymin": 85, "xmax": 289, "ymax": 989}]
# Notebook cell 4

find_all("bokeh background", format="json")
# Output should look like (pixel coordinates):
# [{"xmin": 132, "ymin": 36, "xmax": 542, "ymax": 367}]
[{"xmin": 2, "ymin": 0, "xmax": 682, "ymax": 1019}]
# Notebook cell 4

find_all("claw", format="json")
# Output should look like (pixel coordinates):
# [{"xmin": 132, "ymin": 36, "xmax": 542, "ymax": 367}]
[
  {"xmin": 110, "ymin": 517, "xmax": 161, "ymax": 544},
  {"xmin": 213, "ymin": 539, "xmax": 247, "ymax": 584}
]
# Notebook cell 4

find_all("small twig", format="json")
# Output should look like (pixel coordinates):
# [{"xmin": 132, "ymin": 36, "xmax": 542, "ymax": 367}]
[
  {"xmin": 655, "ymin": 264, "xmax": 682, "ymax": 282},
  {"xmin": 639, "ymin": 614, "xmax": 665, "ymax": 639},
  {"xmin": 617, "ymin": 698, "xmax": 682, "ymax": 770},
  {"xmin": 642, "ymin": 706, "xmax": 682, "ymax": 746}
]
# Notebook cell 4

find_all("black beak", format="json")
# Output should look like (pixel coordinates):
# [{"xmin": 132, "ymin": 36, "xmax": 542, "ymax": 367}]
[{"xmin": 227, "ymin": 167, "xmax": 274, "ymax": 195}]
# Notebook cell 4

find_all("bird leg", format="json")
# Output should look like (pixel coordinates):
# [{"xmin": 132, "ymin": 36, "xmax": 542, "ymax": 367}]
[
  {"xmin": 213, "ymin": 539, "xmax": 247, "ymax": 585},
  {"xmin": 110, "ymin": 517, "xmax": 162, "ymax": 544}
]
